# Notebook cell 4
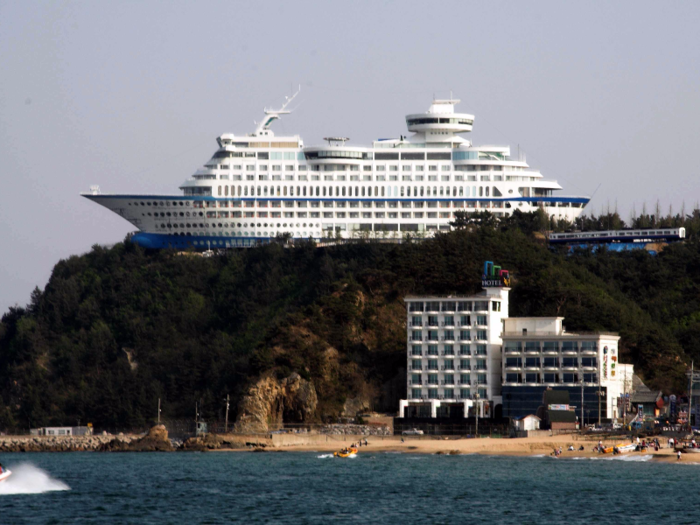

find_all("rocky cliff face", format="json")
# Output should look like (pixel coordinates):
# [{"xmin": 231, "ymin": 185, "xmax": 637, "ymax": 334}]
[{"xmin": 234, "ymin": 373, "xmax": 318, "ymax": 433}]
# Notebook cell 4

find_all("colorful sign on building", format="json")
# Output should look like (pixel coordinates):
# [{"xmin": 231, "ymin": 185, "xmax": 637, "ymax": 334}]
[{"xmin": 482, "ymin": 261, "xmax": 511, "ymax": 287}]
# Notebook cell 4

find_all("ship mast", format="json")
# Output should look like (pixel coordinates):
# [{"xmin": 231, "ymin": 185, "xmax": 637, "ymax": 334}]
[{"xmin": 253, "ymin": 86, "xmax": 301, "ymax": 136}]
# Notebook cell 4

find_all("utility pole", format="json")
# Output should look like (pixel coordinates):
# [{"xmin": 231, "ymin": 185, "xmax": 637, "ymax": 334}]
[
  {"xmin": 581, "ymin": 378, "xmax": 585, "ymax": 433},
  {"xmin": 598, "ymin": 374, "xmax": 602, "ymax": 426},
  {"xmin": 688, "ymin": 361, "xmax": 694, "ymax": 431},
  {"xmin": 225, "ymin": 394, "xmax": 230, "ymax": 434},
  {"xmin": 474, "ymin": 392, "xmax": 479, "ymax": 437},
  {"xmin": 157, "ymin": 398, "xmax": 161, "ymax": 425}
]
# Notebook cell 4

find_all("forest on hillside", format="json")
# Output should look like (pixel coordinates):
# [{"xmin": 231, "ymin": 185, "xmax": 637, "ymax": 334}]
[{"xmin": 1, "ymin": 210, "xmax": 700, "ymax": 432}]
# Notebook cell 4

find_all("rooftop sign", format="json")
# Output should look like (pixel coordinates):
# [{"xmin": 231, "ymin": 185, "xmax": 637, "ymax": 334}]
[{"xmin": 482, "ymin": 261, "xmax": 511, "ymax": 287}]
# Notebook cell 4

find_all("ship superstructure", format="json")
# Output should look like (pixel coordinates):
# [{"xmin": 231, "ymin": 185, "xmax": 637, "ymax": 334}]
[{"xmin": 83, "ymin": 93, "xmax": 589, "ymax": 249}]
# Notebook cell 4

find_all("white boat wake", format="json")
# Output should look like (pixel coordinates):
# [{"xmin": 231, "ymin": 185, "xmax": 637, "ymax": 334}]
[
  {"xmin": 317, "ymin": 454, "xmax": 334, "ymax": 459},
  {"xmin": 0, "ymin": 463, "xmax": 70, "ymax": 495}
]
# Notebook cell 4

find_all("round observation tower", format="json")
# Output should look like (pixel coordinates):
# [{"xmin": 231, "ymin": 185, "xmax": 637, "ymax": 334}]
[{"xmin": 405, "ymin": 99, "xmax": 474, "ymax": 134}]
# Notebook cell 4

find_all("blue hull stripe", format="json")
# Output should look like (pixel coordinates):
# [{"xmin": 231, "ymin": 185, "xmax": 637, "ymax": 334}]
[{"xmin": 85, "ymin": 195, "xmax": 591, "ymax": 205}]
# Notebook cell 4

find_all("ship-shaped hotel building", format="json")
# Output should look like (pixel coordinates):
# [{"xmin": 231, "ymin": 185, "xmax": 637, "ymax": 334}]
[{"xmin": 83, "ymin": 92, "xmax": 589, "ymax": 249}]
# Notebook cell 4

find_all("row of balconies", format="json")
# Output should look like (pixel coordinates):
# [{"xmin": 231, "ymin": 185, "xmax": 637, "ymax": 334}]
[
  {"xmin": 408, "ymin": 380, "xmax": 488, "ymax": 386},
  {"xmin": 505, "ymin": 348, "xmax": 596, "ymax": 355},
  {"xmin": 410, "ymin": 365, "xmax": 488, "ymax": 371},
  {"xmin": 411, "ymin": 336, "xmax": 489, "ymax": 343},
  {"xmin": 410, "ymin": 352, "xmax": 489, "ymax": 357},
  {"xmin": 504, "ymin": 365, "xmax": 597, "ymax": 371},
  {"xmin": 409, "ymin": 322, "xmax": 488, "ymax": 328}
]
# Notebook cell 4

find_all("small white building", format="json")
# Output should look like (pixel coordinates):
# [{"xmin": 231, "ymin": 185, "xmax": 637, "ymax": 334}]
[
  {"xmin": 513, "ymin": 414, "xmax": 541, "ymax": 431},
  {"xmin": 30, "ymin": 426, "xmax": 93, "ymax": 437},
  {"xmin": 398, "ymin": 286, "xmax": 510, "ymax": 419}
]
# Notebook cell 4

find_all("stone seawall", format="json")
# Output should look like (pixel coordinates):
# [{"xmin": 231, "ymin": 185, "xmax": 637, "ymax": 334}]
[{"xmin": 0, "ymin": 434, "xmax": 137, "ymax": 452}]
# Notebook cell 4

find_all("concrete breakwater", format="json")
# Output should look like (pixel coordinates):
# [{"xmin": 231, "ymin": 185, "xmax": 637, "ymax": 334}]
[{"xmin": 0, "ymin": 434, "xmax": 137, "ymax": 452}]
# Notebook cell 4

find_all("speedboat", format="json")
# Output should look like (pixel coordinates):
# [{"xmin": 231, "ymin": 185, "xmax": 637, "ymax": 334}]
[
  {"xmin": 333, "ymin": 447, "xmax": 358, "ymax": 458},
  {"xmin": 0, "ymin": 469, "xmax": 12, "ymax": 482}
]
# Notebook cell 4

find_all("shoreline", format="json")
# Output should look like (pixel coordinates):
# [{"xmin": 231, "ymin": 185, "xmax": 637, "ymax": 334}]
[{"xmin": 2, "ymin": 433, "xmax": 696, "ymax": 463}]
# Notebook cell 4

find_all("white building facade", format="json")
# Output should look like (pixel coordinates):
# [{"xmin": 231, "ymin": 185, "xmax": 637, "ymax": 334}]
[
  {"xmin": 501, "ymin": 317, "xmax": 633, "ymax": 422},
  {"xmin": 398, "ymin": 287, "xmax": 509, "ymax": 419}
]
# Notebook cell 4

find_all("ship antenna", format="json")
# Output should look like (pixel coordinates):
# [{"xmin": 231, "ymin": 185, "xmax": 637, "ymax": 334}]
[{"xmin": 255, "ymin": 85, "xmax": 301, "ymax": 135}]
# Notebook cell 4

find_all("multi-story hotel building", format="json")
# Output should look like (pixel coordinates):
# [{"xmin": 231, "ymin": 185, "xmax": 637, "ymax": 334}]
[
  {"xmin": 501, "ymin": 317, "xmax": 633, "ymax": 422},
  {"xmin": 399, "ymin": 287, "xmax": 509, "ymax": 419}
]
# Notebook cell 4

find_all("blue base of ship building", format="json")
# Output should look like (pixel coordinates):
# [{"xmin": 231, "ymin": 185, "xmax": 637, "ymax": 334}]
[
  {"xmin": 502, "ymin": 386, "xmax": 608, "ymax": 421},
  {"xmin": 131, "ymin": 232, "xmax": 277, "ymax": 250}
]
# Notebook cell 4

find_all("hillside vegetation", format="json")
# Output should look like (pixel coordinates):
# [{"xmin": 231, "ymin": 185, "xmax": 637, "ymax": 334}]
[{"xmin": 1, "ymin": 211, "xmax": 699, "ymax": 431}]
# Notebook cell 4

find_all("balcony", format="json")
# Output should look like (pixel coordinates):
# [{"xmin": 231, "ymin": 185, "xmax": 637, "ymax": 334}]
[
  {"xmin": 581, "ymin": 349, "xmax": 597, "ymax": 356},
  {"xmin": 441, "ymin": 365, "xmax": 456, "ymax": 371},
  {"xmin": 562, "ymin": 349, "xmax": 579, "ymax": 356},
  {"xmin": 543, "ymin": 347, "xmax": 559, "ymax": 355},
  {"xmin": 473, "ymin": 365, "xmax": 488, "ymax": 371},
  {"xmin": 524, "ymin": 348, "xmax": 541, "ymax": 355}
]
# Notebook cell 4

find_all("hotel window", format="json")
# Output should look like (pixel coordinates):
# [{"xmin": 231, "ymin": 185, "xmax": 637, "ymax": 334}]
[
  {"xmin": 543, "ymin": 357, "xmax": 559, "ymax": 367},
  {"xmin": 412, "ymin": 360, "xmax": 422, "ymax": 371},
  {"xmin": 411, "ymin": 345, "xmax": 422, "ymax": 356},
  {"xmin": 476, "ymin": 330, "xmax": 487, "ymax": 340},
  {"xmin": 444, "ymin": 374, "xmax": 455, "ymax": 385},
  {"xmin": 492, "ymin": 302, "xmax": 501, "ymax": 312},
  {"xmin": 458, "ymin": 302, "xmax": 472, "ymax": 312},
  {"xmin": 428, "ymin": 374, "xmax": 438, "ymax": 385},
  {"xmin": 584, "ymin": 373, "xmax": 598, "ymax": 383},
  {"xmin": 443, "ymin": 330, "xmax": 455, "ymax": 340},
  {"xmin": 476, "ymin": 315, "xmax": 487, "ymax": 326},
  {"xmin": 543, "ymin": 373, "xmax": 558, "ymax": 383},
  {"xmin": 562, "ymin": 357, "xmax": 578, "ymax": 367},
  {"xmin": 444, "ymin": 360, "xmax": 455, "ymax": 370},
  {"xmin": 460, "ymin": 388, "xmax": 471, "ymax": 399},
  {"xmin": 411, "ymin": 374, "xmax": 421, "ymax": 385},
  {"xmin": 563, "ymin": 373, "xmax": 578, "ymax": 383},
  {"xmin": 427, "ymin": 360, "xmax": 439, "ymax": 370},
  {"xmin": 443, "ymin": 344, "xmax": 454, "ymax": 355},
  {"xmin": 581, "ymin": 357, "xmax": 597, "ymax": 367},
  {"xmin": 444, "ymin": 388, "xmax": 455, "ymax": 399},
  {"xmin": 460, "ymin": 359, "xmax": 470, "ymax": 370},
  {"xmin": 562, "ymin": 341, "xmax": 579, "ymax": 351},
  {"xmin": 525, "ymin": 357, "xmax": 540, "ymax": 368},
  {"xmin": 506, "ymin": 357, "xmax": 522, "ymax": 368},
  {"xmin": 427, "ymin": 315, "xmax": 438, "ymax": 326},
  {"xmin": 411, "ymin": 316, "xmax": 422, "ymax": 327},
  {"xmin": 427, "ymin": 345, "xmax": 438, "ymax": 356},
  {"xmin": 428, "ymin": 388, "xmax": 438, "ymax": 399},
  {"xmin": 525, "ymin": 373, "xmax": 539, "ymax": 383},
  {"xmin": 459, "ymin": 344, "xmax": 471, "ymax": 355},
  {"xmin": 476, "ymin": 374, "xmax": 487, "ymax": 385},
  {"xmin": 475, "ymin": 344, "xmax": 487, "ymax": 355},
  {"xmin": 411, "ymin": 389, "xmax": 422, "ymax": 399},
  {"xmin": 506, "ymin": 373, "xmax": 521, "ymax": 383},
  {"xmin": 411, "ymin": 330, "xmax": 422, "ymax": 341}
]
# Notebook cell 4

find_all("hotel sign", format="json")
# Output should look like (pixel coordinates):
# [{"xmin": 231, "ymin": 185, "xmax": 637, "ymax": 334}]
[
  {"xmin": 482, "ymin": 261, "xmax": 511, "ymax": 287},
  {"xmin": 603, "ymin": 346, "xmax": 618, "ymax": 379}
]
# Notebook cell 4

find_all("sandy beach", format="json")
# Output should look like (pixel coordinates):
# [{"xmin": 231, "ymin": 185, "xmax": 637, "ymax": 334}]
[{"xmin": 225, "ymin": 433, "xmax": 699, "ymax": 463}]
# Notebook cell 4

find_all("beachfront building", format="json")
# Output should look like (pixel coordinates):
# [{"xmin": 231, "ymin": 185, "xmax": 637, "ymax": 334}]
[
  {"xmin": 398, "ymin": 287, "xmax": 510, "ymax": 419},
  {"xmin": 501, "ymin": 317, "xmax": 633, "ymax": 423}
]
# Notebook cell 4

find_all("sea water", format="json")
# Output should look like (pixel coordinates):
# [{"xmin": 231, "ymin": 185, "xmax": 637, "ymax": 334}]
[{"xmin": 0, "ymin": 452, "xmax": 698, "ymax": 524}]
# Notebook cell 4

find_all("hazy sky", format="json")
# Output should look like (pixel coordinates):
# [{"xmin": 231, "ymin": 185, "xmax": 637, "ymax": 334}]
[{"xmin": 1, "ymin": 0, "xmax": 699, "ymax": 314}]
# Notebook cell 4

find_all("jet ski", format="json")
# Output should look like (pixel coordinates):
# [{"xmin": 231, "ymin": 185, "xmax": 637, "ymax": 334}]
[{"xmin": 0, "ymin": 469, "xmax": 12, "ymax": 482}]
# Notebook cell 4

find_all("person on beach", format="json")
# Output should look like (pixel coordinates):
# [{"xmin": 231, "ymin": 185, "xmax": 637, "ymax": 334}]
[
  {"xmin": 364, "ymin": 439, "xmax": 368, "ymax": 446},
  {"xmin": 669, "ymin": 437, "xmax": 674, "ymax": 448},
  {"xmin": 677, "ymin": 450, "xmax": 682, "ymax": 461}
]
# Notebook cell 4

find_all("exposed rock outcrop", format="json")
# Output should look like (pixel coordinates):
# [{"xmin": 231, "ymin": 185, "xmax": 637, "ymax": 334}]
[
  {"xmin": 234, "ymin": 372, "xmax": 318, "ymax": 433},
  {"xmin": 98, "ymin": 424, "xmax": 174, "ymax": 452}
]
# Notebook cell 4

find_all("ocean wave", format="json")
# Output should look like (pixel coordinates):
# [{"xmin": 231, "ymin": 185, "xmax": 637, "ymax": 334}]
[
  {"xmin": 0, "ymin": 463, "xmax": 70, "ymax": 495},
  {"xmin": 316, "ymin": 454, "xmax": 334, "ymax": 459},
  {"xmin": 569, "ymin": 455, "xmax": 653, "ymax": 462}
]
